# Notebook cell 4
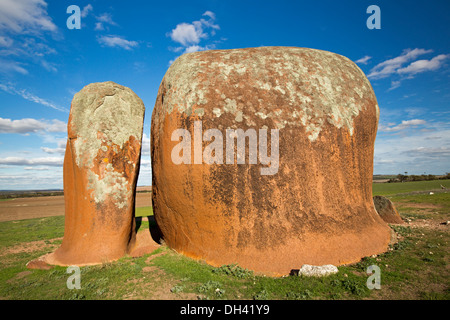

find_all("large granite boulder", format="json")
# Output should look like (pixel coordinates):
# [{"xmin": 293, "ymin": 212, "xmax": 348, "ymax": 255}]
[
  {"xmin": 45, "ymin": 81, "xmax": 146, "ymax": 265},
  {"xmin": 151, "ymin": 47, "xmax": 391, "ymax": 276}
]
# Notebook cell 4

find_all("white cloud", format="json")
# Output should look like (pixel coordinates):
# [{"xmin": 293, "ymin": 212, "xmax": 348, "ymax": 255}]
[
  {"xmin": 21, "ymin": 37, "xmax": 56, "ymax": 57},
  {"xmin": 23, "ymin": 166, "xmax": 51, "ymax": 171},
  {"xmin": 137, "ymin": 154, "xmax": 152, "ymax": 186},
  {"xmin": 168, "ymin": 11, "xmax": 219, "ymax": 47},
  {"xmin": 141, "ymin": 133, "xmax": 150, "ymax": 155},
  {"xmin": 0, "ymin": 117, "xmax": 66, "ymax": 134},
  {"xmin": 0, "ymin": 0, "xmax": 57, "ymax": 34},
  {"xmin": 170, "ymin": 22, "xmax": 205, "ymax": 46},
  {"xmin": 81, "ymin": 4, "xmax": 93, "ymax": 18},
  {"xmin": 94, "ymin": 12, "xmax": 118, "ymax": 31},
  {"xmin": 0, "ymin": 59, "xmax": 28, "ymax": 74},
  {"xmin": 94, "ymin": 22, "xmax": 104, "ymax": 31},
  {"xmin": 404, "ymin": 107, "xmax": 426, "ymax": 117},
  {"xmin": 167, "ymin": 12, "xmax": 220, "ymax": 65},
  {"xmin": 203, "ymin": 11, "xmax": 216, "ymax": 20},
  {"xmin": 97, "ymin": 35, "xmax": 139, "ymax": 50},
  {"xmin": 0, "ymin": 83, "xmax": 67, "ymax": 112},
  {"xmin": 402, "ymin": 146, "xmax": 450, "ymax": 158},
  {"xmin": 184, "ymin": 44, "xmax": 215, "ymax": 54},
  {"xmin": 41, "ymin": 59, "xmax": 57, "ymax": 72},
  {"xmin": 40, "ymin": 139, "xmax": 67, "ymax": 155},
  {"xmin": 0, "ymin": 37, "xmax": 56, "ymax": 60},
  {"xmin": 368, "ymin": 48, "xmax": 433, "ymax": 79},
  {"xmin": 397, "ymin": 54, "xmax": 449, "ymax": 76},
  {"xmin": 46, "ymin": 120, "xmax": 67, "ymax": 133},
  {"xmin": 0, "ymin": 156, "xmax": 63, "ymax": 166},
  {"xmin": 167, "ymin": 43, "xmax": 217, "ymax": 66},
  {"xmin": 0, "ymin": 36, "xmax": 13, "ymax": 47},
  {"xmin": 168, "ymin": 46, "xmax": 184, "ymax": 53},
  {"xmin": 0, "ymin": 1, "xmax": 59, "ymax": 75},
  {"xmin": 184, "ymin": 45, "xmax": 203, "ymax": 53},
  {"xmin": 367, "ymin": 49, "xmax": 449, "ymax": 91},
  {"xmin": 401, "ymin": 93, "xmax": 417, "ymax": 100},
  {"xmin": 374, "ymin": 123, "xmax": 450, "ymax": 174},
  {"xmin": 96, "ymin": 13, "xmax": 117, "ymax": 25},
  {"xmin": 41, "ymin": 146, "xmax": 65, "ymax": 154},
  {"xmin": 388, "ymin": 80, "xmax": 401, "ymax": 91},
  {"xmin": 0, "ymin": 118, "xmax": 45, "ymax": 134},
  {"xmin": 0, "ymin": 170, "xmax": 63, "ymax": 189},
  {"xmin": 133, "ymin": 61, "xmax": 146, "ymax": 73},
  {"xmin": 355, "ymin": 55, "xmax": 372, "ymax": 65},
  {"xmin": 0, "ymin": 30, "xmax": 57, "ymax": 75},
  {"xmin": 378, "ymin": 119, "xmax": 426, "ymax": 132}
]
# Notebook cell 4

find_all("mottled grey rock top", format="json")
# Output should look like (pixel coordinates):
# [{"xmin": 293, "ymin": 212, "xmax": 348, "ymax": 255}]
[
  {"xmin": 161, "ymin": 46, "xmax": 378, "ymax": 141},
  {"xmin": 69, "ymin": 81, "xmax": 145, "ymax": 168}
]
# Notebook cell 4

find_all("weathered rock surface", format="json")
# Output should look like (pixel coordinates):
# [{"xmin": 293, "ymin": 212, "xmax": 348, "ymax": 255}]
[
  {"xmin": 26, "ymin": 258, "xmax": 54, "ymax": 270},
  {"xmin": 43, "ymin": 81, "xmax": 148, "ymax": 266},
  {"xmin": 151, "ymin": 47, "xmax": 392, "ymax": 276},
  {"xmin": 373, "ymin": 195, "xmax": 404, "ymax": 224}
]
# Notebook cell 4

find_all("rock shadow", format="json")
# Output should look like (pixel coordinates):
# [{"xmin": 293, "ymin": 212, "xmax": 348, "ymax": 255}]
[{"xmin": 135, "ymin": 216, "xmax": 163, "ymax": 244}]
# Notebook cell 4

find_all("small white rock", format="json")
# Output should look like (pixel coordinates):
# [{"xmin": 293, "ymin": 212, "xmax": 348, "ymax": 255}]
[{"xmin": 298, "ymin": 264, "xmax": 338, "ymax": 277}]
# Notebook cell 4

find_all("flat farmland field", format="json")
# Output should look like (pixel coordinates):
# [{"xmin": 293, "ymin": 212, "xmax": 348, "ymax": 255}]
[{"xmin": 0, "ymin": 189, "xmax": 152, "ymax": 222}]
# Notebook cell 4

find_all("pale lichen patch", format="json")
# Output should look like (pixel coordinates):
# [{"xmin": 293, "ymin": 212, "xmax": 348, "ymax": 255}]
[
  {"xmin": 87, "ymin": 164, "xmax": 130, "ymax": 209},
  {"xmin": 255, "ymin": 111, "xmax": 269, "ymax": 120},
  {"xmin": 194, "ymin": 108, "xmax": 205, "ymax": 117},
  {"xmin": 212, "ymin": 108, "xmax": 222, "ymax": 118},
  {"xmin": 223, "ymin": 98, "xmax": 238, "ymax": 114},
  {"xmin": 235, "ymin": 111, "xmax": 243, "ymax": 122}
]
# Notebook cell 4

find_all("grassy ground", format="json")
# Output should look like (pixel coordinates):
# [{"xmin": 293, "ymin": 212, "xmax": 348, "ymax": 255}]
[
  {"xmin": 135, "ymin": 206, "xmax": 153, "ymax": 218},
  {"xmin": 0, "ymin": 181, "xmax": 448, "ymax": 300},
  {"xmin": 372, "ymin": 179, "xmax": 450, "ymax": 196}
]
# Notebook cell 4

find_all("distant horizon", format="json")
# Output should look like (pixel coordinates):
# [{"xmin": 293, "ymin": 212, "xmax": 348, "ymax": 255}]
[
  {"xmin": 1, "ymin": 1, "xmax": 449, "ymax": 189},
  {"xmin": 2, "ymin": 173, "xmax": 450, "ymax": 192}
]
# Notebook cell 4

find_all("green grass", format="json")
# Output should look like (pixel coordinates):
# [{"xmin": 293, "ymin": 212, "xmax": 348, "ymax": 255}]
[
  {"xmin": 0, "ymin": 216, "xmax": 65, "ymax": 247},
  {"xmin": 135, "ymin": 206, "xmax": 153, "ymax": 218},
  {"xmin": 372, "ymin": 179, "xmax": 450, "ymax": 196},
  {"xmin": 0, "ymin": 180, "xmax": 448, "ymax": 300},
  {"xmin": 148, "ymin": 247, "xmax": 375, "ymax": 300},
  {"xmin": 388, "ymin": 190, "xmax": 450, "ymax": 222},
  {"xmin": 390, "ymin": 192, "xmax": 450, "ymax": 207}
]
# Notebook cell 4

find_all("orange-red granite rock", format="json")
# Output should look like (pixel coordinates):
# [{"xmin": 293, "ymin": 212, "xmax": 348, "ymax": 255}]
[
  {"xmin": 43, "ymin": 81, "xmax": 147, "ymax": 266},
  {"xmin": 151, "ymin": 47, "xmax": 391, "ymax": 276}
]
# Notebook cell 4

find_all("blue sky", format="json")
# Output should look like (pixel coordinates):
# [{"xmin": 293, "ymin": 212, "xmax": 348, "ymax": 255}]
[{"xmin": 0, "ymin": 0, "xmax": 449, "ymax": 190}]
